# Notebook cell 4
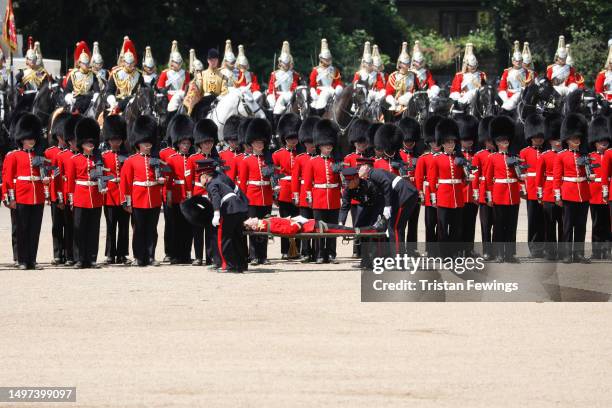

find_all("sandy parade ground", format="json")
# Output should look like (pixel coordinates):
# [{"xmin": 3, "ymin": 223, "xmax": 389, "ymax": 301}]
[{"xmin": 1, "ymin": 204, "xmax": 612, "ymax": 407}]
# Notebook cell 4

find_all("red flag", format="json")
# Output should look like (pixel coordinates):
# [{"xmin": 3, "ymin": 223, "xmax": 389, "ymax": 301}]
[{"xmin": 3, "ymin": 0, "xmax": 17, "ymax": 52}]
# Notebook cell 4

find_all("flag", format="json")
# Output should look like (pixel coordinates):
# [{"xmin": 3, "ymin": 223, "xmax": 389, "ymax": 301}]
[{"xmin": 3, "ymin": 0, "xmax": 17, "ymax": 52}]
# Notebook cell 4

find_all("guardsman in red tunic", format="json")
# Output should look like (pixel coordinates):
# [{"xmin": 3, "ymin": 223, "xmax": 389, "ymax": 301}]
[
  {"xmin": 552, "ymin": 113, "xmax": 591, "ymax": 263},
  {"xmin": 47, "ymin": 112, "xmax": 71, "ymax": 265},
  {"xmin": 535, "ymin": 113, "xmax": 564, "ymax": 260},
  {"xmin": 3, "ymin": 114, "xmax": 47, "ymax": 269},
  {"xmin": 120, "ymin": 115, "xmax": 165, "ymax": 267},
  {"xmin": 455, "ymin": 114, "xmax": 479, "ymax": 254},
  {"xmin": 398, "ymin": 117, "xmax": 421, "ymax": 248},
  {"xmin": 303, "ymin": 119, "xmax": 342, "ymax": 263},
  {"xmin": 601, "ymin": 144, "xmax": 612, "ymax": 254},
  {"xmin": 594, "ymin": 43, "xmax": 612, "ymax": 102},
  {"xmin": 586, "ymin": 117, "xmax": 611, "ymax": 259},
  {"xmin": 291, "ymin": 116, "xmax": 320, "ymax": 262},
  {"xmin": 520, "ymin": 114, "xmax": 546, "ymax": 257},
  {"xmin": 385, "ymin": 42, "xmax": 419, "ymax": 112},
  {"xmin": 239, "ymin": 118, "xmax": 274, "ymax": 265},
  {"xmin": 234, "ymin": 45, "xmax": 262, "ymax": 102},
  {"xmin": 411, "ymin": 41, "xmax": 440, "ymax": 99},
  {"xmin": 156, "ymin": 40, "xmax": 190, "ymax": 112},
  {"xmin": 106, "ymin": 36, "xmax": 145, "ymax": 114},
  {"xmin": 485, "ymin": 116, "xmax": 521, "ymax": 263},
  {"xmin": 165, "ymin": 114, "xmax": 195, "ymax": 264},
  {"xmin": 498, "ymin": 41, "xmax": 535, "ymax": 112},
  {"xmin": 65, "ymin": 118, "xmax": 104, "ymax": 269},
  {"xmin": 471, "ymin": 116, "xmax": 496, "ymax": 259},
  {"xmin": 159, "ymin": 124, "xmax": 177, "ymax": 263},
  {"xmin": 342, "ymin": 118, "xmax": 371, "ymax": 258},
  {"xmin": 187, "ymin": 118, "xmax": 220, "ymax": 267},
  {"xmin": 428, "ymin": 118, "xmax": 465, "ymax": 249},
  {"xmin": 546, "ymin": 35, "xmax": 584, "ymax": 97},
  {"xmin": 415, "ymin": 115, "xmax": 443, "ymax": 246},
  {"xmin": 266, "ymin": 41, "xmax": 301, "ymax": 116},
  {"xmin": 352, "ymin": 42, "xmax": 385, "ymax": 105},
  {"xmin": 309, "ymin": 39, "xmax": 343, "ymax": 112},
  {"xmin": 373, "ymin": 121, "xmax": 403, "ymax": 176},
  {"xmin": 450, "ymin": 43, "xmax": 487, "ymax": 106},
  {"xmin": 218, "ymin": 115, "xmax": 242, "ymax": 181},
  {"xmin": 101, "ymin": 115, "xmax": 130, "ymax": 265},
  {"xmin": 273, "ymin": 113, "xmax": 301, "ymax": 259}
]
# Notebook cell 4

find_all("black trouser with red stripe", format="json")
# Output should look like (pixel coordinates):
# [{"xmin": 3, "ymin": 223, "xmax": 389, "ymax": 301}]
[
  {"xmin": 248, "ymin": 205, "xmax": 272, "ymax": 262},
  {"xmin": 74, "ymin": 207, "xmax": 102, "ymax": 266},
  {"xmin": 493, "ymin": 204, "xmax": 520, "ymax": 259},
  {"xmin": 561, "ymin": 201, "xmax": 589, "ymax": 258},
  {"xmin": 278, "ymin": 201, "xmax": 300, "ymax": 255},
  {"xmin": 388, "ymin": 196, "xmax": 417, "ymax": 255},
  {"xmin": 526, "ymin": 199, "xmax": 545, "ymax": 256},
  {"xmin": 132, "ymin": 207, "xmax": 160, "ymax": 265},
  {"xmin": 218, "ymin": 211, "xmax": 248, "ymax": 271},
  {"xmin": 590, "ymin": 203, "xmax": 611, "ymax": 258},
  {"xmin": 313, "ymin": 209, "xmax": 339, "ymax": 261},
  {"xmin": 16, "ymin": 204, "xmax": 44, "ymax": 267},
  {"xmin": 299, "ymin": 207, "xmax": 314, "ymax": 260},
  {"xmin": 104, "ymin": 205, "xmax": 130, "ymax": 260}
]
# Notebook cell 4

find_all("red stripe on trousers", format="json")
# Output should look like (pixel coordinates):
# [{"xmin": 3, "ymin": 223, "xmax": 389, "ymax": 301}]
[
  {"xmin": 217, "ymin": 218, "xmax": 227, "ymax": 270},
  {"xmin": 394, "ymin": 206, "xmax": 403, "ymax": 253}
]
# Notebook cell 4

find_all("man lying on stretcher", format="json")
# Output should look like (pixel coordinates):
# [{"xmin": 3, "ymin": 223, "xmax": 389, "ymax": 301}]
[{"xmin": 243, "ymin": 215, "xmax": 387, "ymax": 236}]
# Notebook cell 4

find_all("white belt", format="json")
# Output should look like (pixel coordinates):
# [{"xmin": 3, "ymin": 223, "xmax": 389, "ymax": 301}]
[
  {"xmin": 76, "ymin": 180, "xmax": 97, "ymax": 186},
  {"xmin": 133, "ymin": 181, "xmax": 158, "ymax": 187},
  {"xmin": 562, "ymin": 177, "xmax": 586, "ymax": 182},
  {"xmin": 314, "ymin": 183, "xmax": 339, "ymax": 188},
  {"xmin": 494, "ymin": 178, "xmax": 518, "ymax": 184},
  {"xmin": 300, "ymin": 180, "xmax": 305, "ymax": 185},
  {"xmin": 221, "ymin": 192, "xmax": 236, "ymax": 205},
  {"xmin": 423, "ymin": 180, "xmax": 429, "ymax": 187},
  {"xmin": 479, "ymin": 176, "xmax": 486, "ymax": 181},
  {"xmin": 24, "ymin": 90, "xmax": 37, "ymax": 94},
  {"xmin": 109, "ymin": 177, "xmax": 120, "ymax": 183},
  {"xmin": 194, "ymin": 182, "xmax": 204, "ymax": 187},
  {"xmin": 173, "ymin": 180, "xmax": 185, "ymax": 185},
  {"xmin": 545, "ymin": 176, "xmax": 553, "ymax": 181},
  {"xmin": 280, "ymin": 176, "xmax": 292, "ymax": 181},
  {"xmin": 526, "ymin": 172, "xmax": 536, "ymax": 177},
  {"xmin": 594, "ymin": 178, "xmax": 602, "ymax": 182},
  {"xmin": 392, "ymin": 176, "xmax": 402, "ymax": 189},
  {"xmin": 17, "ymin": 176, "xmax": 41, "ymax": 181},
  {"xmin": 247, "ymin": 180, "xmax": 271, "ymax": 186},
  {"xmin": 438, "ymin": 178, "xmax": 463, "ymax": 184}
]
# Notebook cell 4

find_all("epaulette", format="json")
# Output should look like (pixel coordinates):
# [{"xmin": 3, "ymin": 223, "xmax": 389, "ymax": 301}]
[
  {"xmin": 546, "ymin": 64, "xmax": 554, "ymax": 70},
  {"xmin": 6, "ymin": 149, "xmax": 17, "ymax": 156},
  {"xmin": 599, "ymin": 70, "xmax": 606, "ymax": 75},
  {"xmin": 296, "ymin": 152, "xmax": 309, "ymax": 158},
  {"xmin": 541, "ymin": 150, "xmax": 554, "ymax": 155},
  {"xmin": 101, "ymin": 150, "xmax": 112, "ymax": 155},
  {"xmin": 421, "ymin": 151, "xmax": 431, "ymax": 156},
  {"xmin": 475, "ymin": 149, "xmax": 487, "ymax": 155},
  {"xmin": 45, "ymin": 146, "xmax": 57, "ymax": 152},
  {"xmin": 558, "ymin": 149, "xmax": 567, "ymax": 153}
]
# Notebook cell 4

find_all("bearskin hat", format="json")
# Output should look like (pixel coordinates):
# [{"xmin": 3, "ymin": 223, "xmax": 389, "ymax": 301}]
[
  {"xmin": 435, "ymin": 118, "xmax": 459, "ymax": 145},
  {"xmin": 180, "ymin": 195, "xmax": 213, "ymax": 228},
  {"xmin": 223, "ymin": 115, "xmax": 241, "ymax": 142},
  {"xmin": 374, "ymin": 124, "xmax": 403, "ymax": 153},
  {"xmin": 193, "ymin": 119, "xmax": 218, "ymax": 145},
  {"xmin": 348, "ymin": 118, "xmax": 371, "ymax": 144},
  {"xmin": 524, "ymin": 114, "xmax": 545, "ymax": 140},
  {"xmin": 14, "ymin": 113, "xmax": 42, "ymax": 143},
  {"xmin": 455, "ymin": 114, "xmax": 479, "ymax": 142},
  {"xmin": 75, "ymin": 117, "xmax": 101, "ymax": 149},
  {"xmin": 423, "ymin": 115, "xmax": 443, "ymax": 144},
  {"xmin": 298, "ymin": 116, "xmax": 320, "ymax": 144},
  {"xmin": 398, "ymin": 117, "xmax": 421, "ymax": 143},
  {"xmin": 168, "ymin": 114, "xmax": 194, "ymax": 147},
  {"xmin": 544, "ymin": 113, "xmax": 563, "ymax": 141},
  {"xmin": 50, "ymin": 111, "xmax": 71, "ymax": 142},
  {"xmin": 246, "ymin": 118, "xmax": 272, "ymax": 146},
  {"xmin": 277, "ymin": 113, "xmax": 301, "ymax": 145},
  {"xmin": 129, "ymin": 114, "xmax": 158, "ymax": 147},
  {"xmin": 238, "ymin": 118, "xmax": 253, "ymax": 146},
  {"xmin": 64, "ymin": 113, "xmax": 83, "ymax": 143},
  {"xmin": 478, "ymin": 116, "xmax": 494, "ymax": 143},
  {"xmin": 561, "ymin": 113, "xmax": 588, "ymax": 141},
  {"xmin": 102, "ymin": 115, "xmax": 127, "ymax": 142},
  {"xmin": 367, "ymin": 123, "xmax": 383, "ymax": 148},
  {"xmin": 588, "ymin": 116, "xmax": 611, "ymax": 145},
  {"xmin": 313, "ymin": 119, "xmax": 339, "ymax": 147},
  {"xmin": 489, "ymin": 115, "xmax": 515, "ymax": 143}
]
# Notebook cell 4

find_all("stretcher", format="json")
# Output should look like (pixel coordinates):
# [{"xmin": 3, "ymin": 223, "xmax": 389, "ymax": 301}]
[{"xmin": 244, "ymin": 230, "xmax": 387, "ymax": 239}]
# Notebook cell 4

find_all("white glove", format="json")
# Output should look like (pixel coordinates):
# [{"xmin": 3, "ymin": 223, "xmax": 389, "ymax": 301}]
[
  {"xmin": 383, "ymin": 206, "xmax": 392, "ymax": 220},
  {"xmin": 106, "ymin": 94, "xmax": 117, "ymax": 109},
  {"xmin": 64, "ymin": 93, "xmax": 75, "ymax": 105},
  {"xmin": 212, "ymin": 210, "xmax": 220, "ymax": 227},
  {"xmin": 385, "ymin": 95, "xmax": 396, "ymax": 109},
  {"xmin": 92, "ymin": 92, "xmax": 100, "ymax": 103},
  {"xmin": 292, "ymin": 192, "xmax": 299, "ymax": 206},
  {"xmin": 334, "ymin": 85, "xmax": 343, "ymax": 96}
]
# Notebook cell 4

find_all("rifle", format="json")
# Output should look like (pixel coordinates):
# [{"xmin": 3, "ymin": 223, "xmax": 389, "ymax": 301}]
[
  {"xmin": 576, "ymin": 155, "xmax": 600, "ymax": 180},
  {"xmin": 505, "ymin": 156, "xmax": 530, "ymax": 179},
  {"xmin": 89, "ymin": 161, "xmax": 114, "ymax": 192},
  {"xmin": 261, "ymin": 163, "xmax": 281, "ymax": 201},
  {"xmin": 31, "ymin": 155, "xmax": 55, "ymax": 201},
  {"xmin": 390, "ymin": 159, "xmax": 412, "ymax": 177},
  {"xmin": 149, "ymin": 157, "xmax": 171, "ymax": 180},
  {"xmin": 455, "ymin": 156, "xmax": 477, "ymax": 180}
]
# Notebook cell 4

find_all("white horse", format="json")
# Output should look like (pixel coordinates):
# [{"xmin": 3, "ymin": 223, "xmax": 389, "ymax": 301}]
[{"xmin": 207, "ymin": 87, "xmax": 266, "ymax": 140}]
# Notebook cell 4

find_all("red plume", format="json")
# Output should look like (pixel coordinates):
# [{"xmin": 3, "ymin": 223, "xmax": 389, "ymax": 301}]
[{"xmin": 27, "ymin": 36, "xmax": 33, "ymax": 50}]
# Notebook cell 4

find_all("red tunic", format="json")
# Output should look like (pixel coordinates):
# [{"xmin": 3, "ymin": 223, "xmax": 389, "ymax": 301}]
[
  {"xmin": 257, "ymin": 217, "xmax": 302, "ymax": 235},
  {"xmin": 352, "ymin": 71, "xmax": 385, "ymax": 90},
  {"xmin": 3, "ymin": 149, "xmax": 46, "ymax": 205},
  {"xmin": 272, "ymin": 147, "xmax": 298, "ymax": 203},
  {"xmin": 471, "ymin": 149, "xmax": 494, "ymax": 204},
  {"xmin": 291, "ymin": 152, "xmax": 314, "ymax": 208},
  {"xmin": 450, "ymin": 71, "xmax": 487, "ymax": 94},
  {"xmin": 238, "ymin": 153, "xmax": 273, "ymax": 206},
  {"xmin": 303, "ymin": 155, "xmax": 341, "ymax": 210},
  {"xmin": 233, "ymin": 153, "xmax": 246, "ymax": 188},
  {"xmin": 498, "ymin": 68, "xmax": 535, "ymax": 97},
  {"xmin": 65, "ymin": 153, "xmax": 104, "ymax": 208},
  {"xmin": 101, "ymin": 150, "xmax": 124, "ymax": 206},
  {"xmin": 546, "ymin": 65, "xmax": 585, "ymax": 89},
  {"xmin": 308, "ymin": 66, "xmax": 343, "ymax": 90},
  {"xmin": 156, "ymin": 69, "xmax": 190, "ymax": 100},
  {"xmin": 459, "ymin": 149, "xmax": 476, "ymax": 203},
  {"xmin": 385, "ymin": 71, "xmax": 419, "ymax": 96},
  {"xmin": 44, "ymin": 146, "xmax": 62, "ymax": 202},
  {"xmin": 588, "ymin": 151, "xmax": 606, "ymax": 205},
  {"xmin": 415, "ymin": 152, "xmax": 436, "ymax": 206},
  {"xmin": 552, "ymin": 150, "xmax": 590, "ymax": 202},
  {"xmin": 399, "ymin": 149, "xmax": 417, "ymax": 183},
  {"xmin": 343, "ymin": 151, "xmax": 368, "ymax": 205},
  {"xmin": 218, "ymin": 148, "xmax": 239, "ymax": 181},
  {"xmin": 120, "ymin": 153, "xmax": 164, "ymax": 208},
  {"xmin": 594, "ymin": 70, "xmax": 612, "ymax": 101},
  {"xmin": 267, "ymin": 71, "xmax": 300, "ymax": 96},
  {"xmin": 519, "ymin": 146, "xmax": 543, "ymax": 200},
  {"xmin": 485, "ymin": 152, "xmax": 521, "ymax": 205},
  {"xmin": 186, "ymin": 152, "xmax": 214, "ymax": 197},
  {"xmin": 535, "ymin": 150, "xmax": 558, "ymax": 203},
  {"xmin": 234, "ymin": 71, "xmax": 260, "ymax": 92},
  {"xmin": 56, "ymin": 149, "xmax": 79, "ymax": 203},
  {"xmin": 427, "ymin": 152, "xmax": 465, "ymax": 208},
  {"xmin": 374, "ymin": 157, "xmax": 400, "ymax": 175},
  {"xmin": 415, "ymin": 69, "xmax": 436, "ymax": 90},
  {"xmin": 601, "ymin": 149, "xmax": 612, "ymax": 202},
  {"xmin": 159, "ymin": 147, "xmax": 176, "ymax": 204},
  {"xmin": 165, "ymin": 152, "xmax": 191, "ymax": 204}
]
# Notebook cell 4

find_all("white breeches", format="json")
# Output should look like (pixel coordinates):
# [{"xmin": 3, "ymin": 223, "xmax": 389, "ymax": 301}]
[
  {"xmin": 499, "ymin": 91, "xmax": 521, "ymax": 110},
  {"xmin": 427, "ymin": 85, "xmax": 440, "ymax": 99},
  {"xmin": 450, "ymin": 89, "xmax": 477, "ymax": 104},
  {"xmin": 267, "ymin": 91, "xmax": 293, "ymax": 114},
  {"xmin": 310, "ymin": 86, "xmax": 343, "ymax": 109},
  {"xmin": 168, "ymin": 90, "xmax": 186, "ymax": 112},
  {"xmin": 553, "ymin": 83, "xmax": 578, "ymax": 97}
]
